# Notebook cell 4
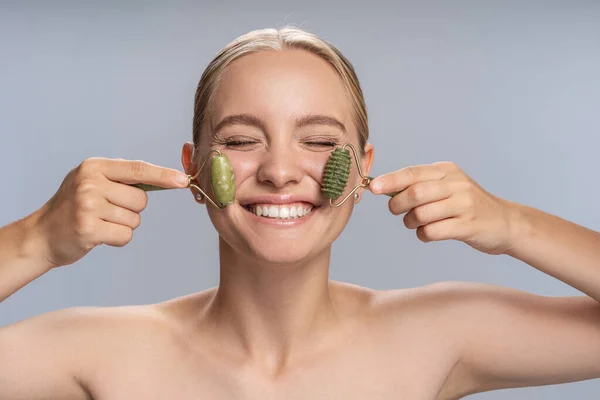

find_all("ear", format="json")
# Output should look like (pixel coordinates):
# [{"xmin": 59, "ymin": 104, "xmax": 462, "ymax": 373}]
[
  {"xmin": 362, "ymin": 142, "xmax": 375, "ymax": 178},
  {"xmin": 181, "ymin": 142, "xmax": 204, "ymax": 204},
  {"xmin": 181, "ymin": 142, "xmax": 196, "ymax": 176}
]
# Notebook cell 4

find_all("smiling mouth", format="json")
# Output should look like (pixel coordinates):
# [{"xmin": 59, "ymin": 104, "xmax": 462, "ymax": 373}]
[{"xmin": 243, "ymin": 203, "xmax": 315, "ymax": 220}]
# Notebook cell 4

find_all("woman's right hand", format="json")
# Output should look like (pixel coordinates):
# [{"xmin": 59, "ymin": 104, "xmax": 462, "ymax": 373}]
[{"xmin": 33, "ymin": 157, "xmax": 190, "ymax": 268}]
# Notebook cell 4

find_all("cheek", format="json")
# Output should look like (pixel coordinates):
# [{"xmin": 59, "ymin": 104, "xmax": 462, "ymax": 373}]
[
  {"xmin": 302, "ymin": 152, "xmax": 330, "ymax": 186},
  {"xmin": 227, "ymin": 152, "xmax": 259, "ymax": 187}
]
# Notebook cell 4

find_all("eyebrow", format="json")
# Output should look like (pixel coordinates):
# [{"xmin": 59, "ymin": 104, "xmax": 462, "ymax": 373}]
[
  {"xmin": 296, "ymin": 114, "xmax": 347, "ymax": 135},
  {"xmin": 212, "ymin": 113, "xmax": 347, "ymax": 136},
  {"xmin": 213, "ymin": 114, "xmax": 267, "ymax": 136}
]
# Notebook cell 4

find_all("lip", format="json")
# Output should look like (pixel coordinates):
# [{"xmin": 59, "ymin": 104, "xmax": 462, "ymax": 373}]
[{"xmin": 238, "ymin": 194, "xmax": 322, "ymax": 207}]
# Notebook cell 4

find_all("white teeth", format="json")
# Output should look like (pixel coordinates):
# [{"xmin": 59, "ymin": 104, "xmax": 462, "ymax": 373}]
[
  {"xmin": 279, "ymin": 207, "xmax": 290, "ymax": 218},
  {"xmin": 268, "ymin": 206, "xmax": 278, "ymax": 218},
  {"xmin": 248, "ymin": 204, "xmax": 313, "ymax": 219}
]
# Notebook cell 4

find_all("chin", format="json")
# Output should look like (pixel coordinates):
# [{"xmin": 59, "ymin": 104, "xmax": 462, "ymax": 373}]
[{"xmin": 245, "ymin": 242, "xmax": 328, "ymax": 266}]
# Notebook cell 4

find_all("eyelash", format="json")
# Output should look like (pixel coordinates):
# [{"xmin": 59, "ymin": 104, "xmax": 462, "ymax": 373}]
[
  {"xmin": 305, "ymin": 140, "xmax": 338, "ymax": 147},
  {"xmin": 222, "ymin": 139, "xmax": 339, "ymax": 148},
  {"xmin": 225, "ymin": 139, "xmax": 257, "ymax": 147}
]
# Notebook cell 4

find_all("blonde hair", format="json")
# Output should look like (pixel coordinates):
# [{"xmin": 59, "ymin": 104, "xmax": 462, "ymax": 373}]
[{"xmin": 192, "ymin": 27, "xmax": 368, "ymax": 161}]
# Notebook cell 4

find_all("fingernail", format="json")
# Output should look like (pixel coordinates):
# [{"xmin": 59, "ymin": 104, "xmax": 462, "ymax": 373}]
[
  {"xmin": 176, "ymin": 173, "xmax": 189, "ymax": 186},
  {"xmin": 370, "ymin": 180, "xmax": 383, "ymax": 193}
]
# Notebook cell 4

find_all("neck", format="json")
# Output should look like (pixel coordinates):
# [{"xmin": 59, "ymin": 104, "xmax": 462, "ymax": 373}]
[{"xmin": 205, "ymin": 236, "xmax": 338, "ymax": 369}]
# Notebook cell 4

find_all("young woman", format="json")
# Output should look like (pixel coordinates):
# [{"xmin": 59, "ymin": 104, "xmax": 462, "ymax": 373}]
[{"xmin": 1, "ymin": 27, "xmax": 599, "ymax": 400}]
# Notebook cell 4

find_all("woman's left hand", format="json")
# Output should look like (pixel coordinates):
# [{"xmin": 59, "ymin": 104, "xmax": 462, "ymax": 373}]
[{"xmin": 368, "ymin": 162, "xmax": 520, "ymax": 255}]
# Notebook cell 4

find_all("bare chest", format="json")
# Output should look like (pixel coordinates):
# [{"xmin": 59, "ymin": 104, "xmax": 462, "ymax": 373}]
[{"xmin": 87, "ymin": 341, "xmax": 456, "ymax": 400}]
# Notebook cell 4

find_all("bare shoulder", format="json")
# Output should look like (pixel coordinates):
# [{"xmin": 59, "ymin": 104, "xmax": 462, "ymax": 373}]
[
  {"xmin": 367, "ymin": 279, "xmax": 584, "ymax": 317},
  {"xmin": 327, "ymin": 279, "xmax": 487, "ymax": 336},
  {"xmin": 368, "ymin": 281, "xmax": 600, "ymax": 399},
  {"xmin": 0, "ymin": 288, "xmax": 218, "ymax": 400},
  {"xmin": 327, "ymin": 279, "xmax": 473, "ymax": 318},
  {"xmin": 0, "ymin": 299, "xmax": 190, "ymax": 360},
  {"xmin": 327, "ymin": 278, "xmax": 590, "ymax": 328},
  {"xmin": 11, "ymin": 286, "xmax": 218, "ymax": 334},
  {"xmin": 332, "ymin": 280, "xmax": 488, "ymax": 322},
  {"xmin": 0, "ymin": 303, "xmax": 164, "ymax": 400},
  {"xmin": 365, "ymin": 279, "xmax": 598, "ymax": 340},
  {"xmin": 2, "ymin": 295, "xmax": 196, "ymax": 339}
]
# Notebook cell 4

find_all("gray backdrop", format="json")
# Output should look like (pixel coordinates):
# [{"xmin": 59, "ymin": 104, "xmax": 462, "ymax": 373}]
[{"xmin": 1, "ymin": 0, "xmax": 599, "ymax": 398}]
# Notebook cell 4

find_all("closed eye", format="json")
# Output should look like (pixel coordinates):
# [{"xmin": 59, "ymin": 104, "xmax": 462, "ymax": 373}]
[
  {"xmin": 226, "ymin": 139, "xmax": 258, "ymax": 147},
  {"xmin": 306, "ymin": 141, "xmax": 337, "ymax": 146},
  {"xmin": 303, "ymin": 140, "xmax": 340, "ymax": 151},
  {"xmin": 301, "ymin": 133, "xmax": 343, "ymax": 149},
  {"xmin": 217, "ymin": 137, "xmax": 262, "ymax": 150}
]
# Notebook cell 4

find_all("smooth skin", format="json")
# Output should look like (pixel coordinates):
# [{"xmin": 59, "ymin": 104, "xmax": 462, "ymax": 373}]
[{"xmin": 1, "ymin": 48, "xmax": 600, "ymax": 400}]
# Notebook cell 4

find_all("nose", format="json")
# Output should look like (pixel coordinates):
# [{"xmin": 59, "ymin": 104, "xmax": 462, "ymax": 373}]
[{"xmin": 256, "ymin": 146, "xmax": 303, "ymax": 189}]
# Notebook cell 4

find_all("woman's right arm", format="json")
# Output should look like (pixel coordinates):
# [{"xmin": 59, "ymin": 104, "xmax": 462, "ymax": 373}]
[
  {"xmin": 0, "ymin": 208, "xmax": 56, "ymax": 303},
  {"xmin": 0, "ymin": 157, "xmax": 189, "ymax": 399},
  {"xmin": 0, "ymin": 158, "xmax": 189, "ymax": 303}
]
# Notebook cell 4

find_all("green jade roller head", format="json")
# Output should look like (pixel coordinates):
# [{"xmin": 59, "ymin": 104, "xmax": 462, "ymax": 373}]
[
  {"xmin": 131, "ymin": 149, "xmax": 235, "ymax": 209},
  {"xmin": 321, "ymin": 143, "xmax": 400, "ymax": 207}
]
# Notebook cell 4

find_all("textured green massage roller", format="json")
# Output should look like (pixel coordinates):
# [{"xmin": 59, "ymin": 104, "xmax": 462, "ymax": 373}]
[
  {"xmin": 321, "ymin": 143, "xmax": 400, "ymax": 207},
  {"xmin": 130, "ymin": 149, "xmax": 235, "ymax": 209},
  {"xmin": 131, "ymin": 144, "xmax": 397, "ymax": 208}
]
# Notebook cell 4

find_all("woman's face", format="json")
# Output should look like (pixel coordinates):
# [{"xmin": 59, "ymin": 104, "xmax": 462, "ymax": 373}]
[{"xmin": 185, "ymin": 49, "xmax": 373, "ymax": 264}]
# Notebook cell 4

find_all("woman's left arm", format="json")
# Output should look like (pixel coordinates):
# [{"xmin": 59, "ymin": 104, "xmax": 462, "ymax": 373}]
[
  {"xmin": 369, "ymin": 162, "xmax": 600, "ymax": 395},
  {"xmin": 507, "ymin": 202, "xmax": 600, "ymax": 301}
]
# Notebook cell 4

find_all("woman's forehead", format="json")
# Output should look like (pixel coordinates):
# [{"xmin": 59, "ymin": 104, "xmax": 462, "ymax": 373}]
[{"xmin": 210, "ymin": 49, "xmax": 354, "ymax": 129}]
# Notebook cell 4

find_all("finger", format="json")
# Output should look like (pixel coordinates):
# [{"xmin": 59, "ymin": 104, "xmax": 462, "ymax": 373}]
[
  {"xmin": 415, "ymin": 218, "xmax": 463, "ymax": 243},
  {"xmin": 104, "ymin": 181, "xmax": 148, "ymax": 213},
  {"xmin": 97, "ymin": 221, "xmax": 134, "ymax": 247},
  {"xmin": 370, "ymin": 164, "xmax": 447, "ymax": 195},
  {"xmin": 388, "ymin": 180, "xmax": 451, "ymax": 215},
  {"xmin": 99, "ymin": 200, "xmax": 142, "ymax": 230},
  {"xmin": 403, "ymin": 197, "xmax": 463, "ymax": 229},
  {"xmin": 432, "ymin": 161, "xmax": 462, "ymax": 174},
  {"xmin": 102, "ymin": 159, "xmax": 189, "ymax": 188}
]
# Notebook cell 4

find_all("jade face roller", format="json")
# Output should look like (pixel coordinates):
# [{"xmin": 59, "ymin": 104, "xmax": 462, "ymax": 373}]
[
  {"xmin": 130, "ymin": 149, "xmax": 235, "ymax": 209},
  {"xmin": 320, "ymin": 143, "xmax": 400, "ymax": 207}
]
